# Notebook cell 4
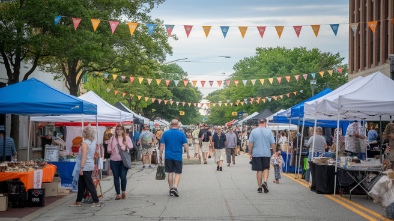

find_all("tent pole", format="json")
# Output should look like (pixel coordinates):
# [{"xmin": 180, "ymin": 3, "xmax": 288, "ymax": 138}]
[
  {"xmin": 297, "ymin": 118, "xmax": 306, "ymax": 178},
  {"xmin": 380, "ymin": 116, "xmax": 383, "ymax": 166},
  {"xmin": 27, "ymin": 117, "xmax": 31, "ymax": 161},
  {"xmin": 286, "ymin": 118, "xmax": 290, "ymax": 173},
  {"xmin": 334, "ymin": 113, "xmax": 340, "ymax": 197},
  {"xmin": 2, "ymin": 114, "xmax": 6, "ymax": 162},
  {"xmin": 311, "ymin": 114, "xmax": 318, "ymax": 160}
]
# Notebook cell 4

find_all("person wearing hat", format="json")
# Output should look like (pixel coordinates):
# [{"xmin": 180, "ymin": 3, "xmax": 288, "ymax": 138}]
[
  {"xmin": 0, "ymin": 130, "xmax": 17, "ymax": 161},
  {"xmin": 138, "ymin": 124, "xmax": 156, "ymax": 168},
  {"xmin": 53, "ymin": 132, "xmax": 67, "ymax": 151}
]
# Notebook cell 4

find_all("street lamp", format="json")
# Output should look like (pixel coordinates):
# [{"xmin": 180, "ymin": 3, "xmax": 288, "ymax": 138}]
[
  {"xmin": 310, "ymin": 80, "xmax": 317, "ymax": 96},
  {"xmin": 164, "ymin": 58, "xmax": 188, "ymax": 64},
  {"xmin": 390, "ymin": 54, "xmax": 394, "ymax": 80}
]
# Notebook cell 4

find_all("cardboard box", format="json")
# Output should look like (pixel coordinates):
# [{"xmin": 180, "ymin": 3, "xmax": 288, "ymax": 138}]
[
  {"xmin": 57, "ymin": 187, "xmax": 70, "ymax": 196},
  {"xmin": 0, "ymin": 196, "xmax": 8, "ymax": 211},
  {"xmin": 42, "ymin": 182, "xmax": 58, "ymax": 197}
]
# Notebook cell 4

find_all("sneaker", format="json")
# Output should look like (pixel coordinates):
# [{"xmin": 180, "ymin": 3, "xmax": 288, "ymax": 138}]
[
  {"xmin": 90, "ymin": 202, "xmax": 101, "ymax": 207},
  {"xmin": 257, "ymin": 188, "xmax": 262, "ymax": 193},
  {"xmin": 70, "ymin": 202, "xmax": 82, "ymax": 207},
  {"xmin": 262, "ymin": 182, "xmax": 269, "ymax": 193},
  {"xmin": 142, "ymin": 165, "xmax": 146, "ymax": 168},
  {"xmin": 172, "ymin": 188, "xmax": 179, "ymax": 197},
  {"xmin": 227, "ymin": 163, "xmax": 230, "ymax": 167},
  {"xmin": 148, "ymin": 165, "xmax": 154, "ymax": 169},
  {"xmin": 217, "ymin": 165, "xmax": 219, "ymax": 171},
  {"xmin": 208, "ymin": 156, "xmax": 211, "ymax": 159},
  {"xmin": 169, "ymin": 188, "xmax": 174, "ymax": 196},
  {"xmin": 219, "ymin": 167, "xmax": 222, "ymax": 171},
  {"xmin": 204, "ymin": 161, "xmax": 207, "ymax": 164}
]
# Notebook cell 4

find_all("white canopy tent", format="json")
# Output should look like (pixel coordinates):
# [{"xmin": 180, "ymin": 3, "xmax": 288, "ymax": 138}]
[{"xmin": 114, "ymin": 101, "xmax": 150, "ymax": 124}]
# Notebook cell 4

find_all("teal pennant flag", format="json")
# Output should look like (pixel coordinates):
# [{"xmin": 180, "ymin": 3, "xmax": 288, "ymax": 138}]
[
  {"xmin": 311, "ymin": 73, "xmax": 316, "ymax": 79},
  {"xmin": 220, "ymin": 26, "xmax": 230, "ymax": 38},
  {"xmin": 330, "ymin": 24, "xmax": 339, "ymax": 36},
  {"xmin": 54, "ymin": 16, "xmax": 62, "ymax": 25},
  {"xmin": 146, "ymin": 24, "xmax": 156, "ymax": 35}
]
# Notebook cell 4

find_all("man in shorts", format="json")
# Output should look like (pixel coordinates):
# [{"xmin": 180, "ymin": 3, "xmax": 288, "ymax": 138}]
[
  {"xmin": 198, "ymin": 124, "xmax": 212, "ymax": 164},
  {"xmin": 138, "ymin": 124, "xmax": 156, "ymax": 168},
  {"xmin": 248, "ymin": 118, "xmax": 276, "ymax": 193},
  {"xmin": 159, "ymin": 119, "xmax": 190, "ymax": 197}
]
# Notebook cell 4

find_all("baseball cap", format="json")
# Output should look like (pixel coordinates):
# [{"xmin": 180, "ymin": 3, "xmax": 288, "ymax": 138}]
[{"xmin": 259, "ymin": 118, "xmax": 267, "ymax": 124}]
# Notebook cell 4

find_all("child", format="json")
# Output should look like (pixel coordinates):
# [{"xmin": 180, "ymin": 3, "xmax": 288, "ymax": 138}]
[{"xmin": 271, "ymin": 150, "xmax": 284, "ymax": 184}]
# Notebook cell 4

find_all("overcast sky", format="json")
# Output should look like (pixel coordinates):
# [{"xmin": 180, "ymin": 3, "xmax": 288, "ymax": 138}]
[{"xmin": 149, "ymin": 0, "xmax": 349, "ymax": 97}]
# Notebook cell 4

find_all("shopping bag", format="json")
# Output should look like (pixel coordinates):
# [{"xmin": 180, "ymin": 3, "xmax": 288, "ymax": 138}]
[{"xmin": 155, "ymin": 163, "xmax": 166, "ymax": 180}]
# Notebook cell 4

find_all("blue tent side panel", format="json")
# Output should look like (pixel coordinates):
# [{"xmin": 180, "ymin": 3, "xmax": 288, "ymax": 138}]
[
  {"xmin": 0, "ymin": 78, "xmax": 97, "ymax": 115},
  {"xmin": 291, "ymin": 88, "xmax": 332, "ymax": 118}
]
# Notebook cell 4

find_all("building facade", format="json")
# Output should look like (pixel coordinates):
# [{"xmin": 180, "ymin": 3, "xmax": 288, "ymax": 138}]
[{"xmin": 349, "ymin": 0, "xmax": 394, "ymax": 79}]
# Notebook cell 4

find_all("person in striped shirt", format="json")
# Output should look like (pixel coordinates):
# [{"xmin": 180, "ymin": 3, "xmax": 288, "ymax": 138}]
[{"xmin": 0, "ymin": 130, "xmax": 17, "ymax": 161}]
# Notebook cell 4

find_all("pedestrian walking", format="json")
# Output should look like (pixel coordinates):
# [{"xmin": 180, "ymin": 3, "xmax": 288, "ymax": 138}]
[
  {"xmin": 198, "ymin": 124, "xmax": 212, "ymax": 164},
  {"xmin": 159, "ymin": 119, "xmax": 190, "ymax": 197},
  {"xmin": 225, "ymin": 127, "xmax": 237, "ymax": 166},
  {"xmin": 0, "ymin": 130, "xmax": 17, "ymax": 161},
  {"xmin": 212, "ymin": 126, "xmax": 226, "ymax": 171},
  {"xmin": 192, "ymin": 127, "xmax": 201, "ymax": 160},
  {"xmin": 70, "ymin": 126, "xmax": 100, "ymax": 207},
  {"xmin": 270, "ymin": 150, "xmax": 283, "ymax": 184},
  {"xmin": 107, "ymin": 124, "xmax": 133, "ymax": 200},
  {"xmin": 138, "ymin": 124, "xmax": 156, "ymax": 168},
  {"xmin": 248, "ymin": 118, "xmax": 276, "ymax": 193}
]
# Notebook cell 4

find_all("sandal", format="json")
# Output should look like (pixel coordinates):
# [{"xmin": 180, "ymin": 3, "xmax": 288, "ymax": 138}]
[
  {"xmin": 69, "ymin": 202, "xmax": 82, "ymax": 207},
  {"xmin": 91, "ymin": 202, "xmax": 101, "ymax": 207}
]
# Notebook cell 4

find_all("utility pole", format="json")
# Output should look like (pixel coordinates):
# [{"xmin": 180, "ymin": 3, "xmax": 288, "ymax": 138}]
[{"xmin": 310, "ymin": 80, "xmax": 317, "ymax": 96}]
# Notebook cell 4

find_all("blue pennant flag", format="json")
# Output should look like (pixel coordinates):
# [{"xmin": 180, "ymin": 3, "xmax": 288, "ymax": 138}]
[
  {"xmin": 311, "ymin": 73, "xmax": 316, "ymax": 79},
  {"xmin": 104, "ymin": 73, "xmax": 109, "ymax": 79},
  {"xmin": 330, "ymin": 24, "xmax": 339, "ymax": 36},
  {"xmin": 220, "ymin": 26, "xmax": 230, "ymax": 38},
  {"xmin": 146, "ymin": 24, "xmax": 156, "ymax": 35},
  {"xmin": 54, "ymin": 16, "xmax": 62, "ymax": 25}
]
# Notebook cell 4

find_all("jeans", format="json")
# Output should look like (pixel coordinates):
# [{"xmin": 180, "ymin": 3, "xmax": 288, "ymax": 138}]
[{"xmin": 110, "ymin": 160, "xmax": 128, "ymax": 195}]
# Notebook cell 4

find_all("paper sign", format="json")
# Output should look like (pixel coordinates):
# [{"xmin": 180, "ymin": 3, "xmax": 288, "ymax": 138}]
[{"xmin": 34, "ymin": 169, "xmax": 43, "ymax": 188}]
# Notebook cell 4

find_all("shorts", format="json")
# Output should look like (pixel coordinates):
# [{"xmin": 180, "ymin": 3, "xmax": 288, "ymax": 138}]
[
  {"xmin": 201, "ymin": 142, "xmax": 210, "ymax": 153},
  {"xmin": 214, "ymin": 149, "xmax": 226, "ymax": 162},
  {"xmin": 141, "ymin": 148, "xmax": 153, "ymax": 155},
  {"xmin": 165, "ymin": 159, "xmax": 183, "ymax": 174},
  {"xmin": 251, "ymin": 157, "xmax": 271, "ymax": 171}
]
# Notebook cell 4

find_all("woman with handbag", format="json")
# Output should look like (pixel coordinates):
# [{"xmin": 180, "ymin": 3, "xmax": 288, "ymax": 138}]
[
  {"xmin": 107, "ymin": 124, "xmax": 133, "ymax": 200},
  {"xmin": 70, "ymin": 126, "xmax": 100, "ymax": 207}
]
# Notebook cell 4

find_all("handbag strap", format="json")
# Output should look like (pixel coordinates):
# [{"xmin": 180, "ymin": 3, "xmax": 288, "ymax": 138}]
[{"xmin": 116, "ymin": 137, "xmax": 128, "ymax": 151}]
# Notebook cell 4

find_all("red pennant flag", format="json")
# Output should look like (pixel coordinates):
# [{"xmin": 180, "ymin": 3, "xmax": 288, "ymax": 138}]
[
  {"xmin": 234, "ymin": 80, "xmax": 239, "ymax": 87},
  {"xmin": 217, "ymin": 80, "xmax": 222, "ymax": 87},
  {"xmin": 209, "ymin": 81, "xmax": 214, "ymax": 87},
  {"xmin": 165, "ymin": 80, "xmax": 171, "ymax": 86},
  {"xmin": 183, "ymin": 79, "xmax": 189, "ymax": 87},
  {"xmin": 286, "ymin": 93, "xmax": 290, "ymax": 97},
  {"xmin": 109, "ymin": 21, "xmax": 119, "ymax": 34},
  {"xmin": 72, "ymin": 18, "xmax": 82, "ymax": 30},
  {"xmin": 338, "ymin": 67, "xmax": 343, "ymax": 74},
  {"xmin": 294, "ymin": 75, "xmax": 300, "ymax": 81},
  {"xmin": 184, "ymin": 25, "xmax": 193, "ymax": 38},
  {"xmin": 303, "ymin": 74, "xmax": 308, "ymax": 80},
  {"xmin": 226, "ymin": 80, "xmax": 231, "ymax": 86},
  {"xmin": 201, "ymin": 81, "xmax": 206, "ymax": 87},
  {"xmin": 277, "ymin": 77, "xmax": 282, "ymax": 84},
  {"xmin": 158, "ymin": 99, "xmax": 162, "ymax": 104},
  {"xmin": 285, "ymin": 76, "xmax": 291, "ymax": 82},
  {"xmin": 293, "ymin": 26, "xmax": 302, "ymax": 37},
  {"xmin": 182, "ymin": 102, "xmax": 186, "ymax": 106},
  {"xmin": 129, "ymin": 76, "xmax": 135, "ymax": 83},
  {"xmin": 256, "ymin": 26, "xmax": 266, "ymax": 38}
]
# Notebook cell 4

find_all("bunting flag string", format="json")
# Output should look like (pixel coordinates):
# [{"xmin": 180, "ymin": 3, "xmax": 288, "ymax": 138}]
[{"xmin": 54, "ymin": 15, "xmax": 394, "ymax": 38}]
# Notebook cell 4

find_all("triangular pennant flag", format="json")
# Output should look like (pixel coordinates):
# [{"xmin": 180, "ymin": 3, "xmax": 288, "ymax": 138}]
[
  {"xmin": 234, "ymin": 80, "xmax": 239, "ymax": 87},
  {"xmin": 165, "ymin": 25, "xmax": 174, "ymax": 37},
  {"xmin": 146, "ymin": 24, "xmax": 156, "ymax": 35},
  {"xmin": 275, "ymin": 26, "xmax": 284, "ymax": 38},
  {"xmin": 294, "ymin": 75, "xmax": 300, "ymax": 81},
  {"xmin": 138, "ymin": 77, "xmax": 144, "ymax": 84},
  {"xmin": 54, "ymin": 16, "xmax": 62, "ymax": 25},
  {"xmin": 122, "ymin": 92, "xmax": 126, "ymax": 97},
  {"xmin": 368, "ymin": 21, "xmax": 378, "ymax": 33},
  {"xmin": 350, "ymin": 23, "xmax": 359, "ymax": 36},
  {"xmin": 112, "ymin": 74, "xmax": 118, "ymax": 81},
  {"xmin": 158, "ymin": 99, "xmax": 162, "ymax": 104},
  {"xmin": 218, "ymin": 103, "xmax": 222, "ymax": 106},
  {"xmin": 229, "ymin": 103, "xmax": 233, "ymax": 106},
  {"xmin": 262, "ymin": 98, "xmax": 266, "ymax": 103},
  {"xmin": 293, "ymin": 26, "xmax": 302, "ymax": 38},
  {"xmin": 137, "ymin": 95, "xmax": 142, "ymax": 100},
  {"xmin": 91, "ymin": 19, "xmax": 100, "ymax": 31},
  {"xmin": 114, "ymin": 90, "xmax": 119, "ymax": 95},
  {"xmin": 129, "ymin": 94, "xmax": 134, "ymax": 98},
  {"xmin": 226, "ymin": 99, "xmax": 231, "ymax": 103},
  {"xmin": 259, "ymin": 79, "xmax": 264, "ymax": 85},
  {"xmin": 147, "ymin": 78, "xmax": 152, "ymax": 85},
  {"xmin": 192, "ymin": 80, "xmax": 197, "ymax": 87},
  {"xmin": 279, "ymin": 95, "xmax": 283, "ymax": 99},
  {"xmin": 217, "ymin": 80, "xmax": 222, "ymax": 87},
  {"xmin": 255, "ymin": 99, "xmax": 260, "ymax": 104},
  {"xmin": 238, "ymin": 26, "xmax": 248, "ymax": 38},
  {"xmin": 200, "ymin": 81, "xmax": 206, "ymax": 87},
  {"xmin": 242, "ymin": 80, "xmax": 247, "ymax": 86},
  {"xmin": 311, "ymin": 25, "xmax": 320, "ymax": 37},
  {"xmin": 156, "ymin": 79, "xmax": 162, "ymax": 85},
  {"xmin": 311, "ymin": 73, "xmax": 316, "ymax": 79},
  {"xmin": 104, "ymin": 73, "xmax": 109, "ymax": 79},
  {"xmin": 250, "ymin": 98, "xmax": 254, "ymax": 102},
  {"xmin": 209, "ymin": 81, "xmax": 214, "ymax": 87},
  {"xmin": 240, "ymin": 102, "xmax": 244, "ymax": 106},
  {"xmin": 267, "ymin": 97, "xmax": 272, "ymax": 102},
  {"xmin": 151, "ymin": 98, "xmax": 156, "ymax": 103},
  {"xmin": 183, "ymin": 79, "xmax": 189, "ymax": 87},
  {"xmin": 286, "ymin": 93, "xmax": 290, "ymax": 97},
  {"xmin": 182, "ymin": 102, "xmax": 186, "ymax": 106},
  {"xmin": 72, "ymin": 18, "xmax": 82, "ymax": 30},
  {"xmin": 144, "ymin": 97, "xmax": 149, "ymax": 101},
  {"xmin": 300, "ymin": 90, "xmax": 304, "ymax": 93},
  {"xmin": 226, "ymin": 80, "xmax": 231, "ymax": 86},
  {"xmin": 127, "ymin": 22, "xmax": 138, "ymax": 36},
  {"xmin": 121, "ymin": 76, "xmax": 126, "ymax": 81},
  {"xmin": 176, "ymin": 101, "xmax": 179, "ymax": 106},
  {"xmin": 285, "ymin": 76, "xmax": 291, "ymax": 82},
  {"xmin": 174, "ymin": 80, "xmax": 179, "ymax": 86},
  {"xmin": 272, "ymin": 96, "xmax": 277, "ymax": 101},
  {"xmin": 213, "ymin": 103, "xmax": 217, "ymax": 107},
  {"xmin": 328, "ymin": 70, "xmax": 333, "ymax": 76},
  {"xmin": 129, "ymin": 76, "xmax": 135, "ymax": 83},
  {"xmin": 188, "ymin": 102, "xmax": 191, "ymax": 106},
  {"xmin": 202, "ymin": 26, "xmax": 212, "ymax": 38},
  {"xmin": 268, "ymin": 78, "xmax": 273, "ymax": 84},
  {"xmin": 276, "ymin": 77, "xmax": 282, "ymax": 84},
  {"xmin": 303, "ymin": 74, "xmax": 308, "ymax": 80},
  {"xmin": 251, "ymin": 79, "xmax": 256, "ymax": 85},
  {"xmin": 330, "ymin": 24, "xmax": 339, "ymax": 36},
  {"xmin": 224, "ymin": 103, "xmax": 228, "ymax": 106},
  {"xmin": 293, "ymin": 91, "xmax": 297, "ymax": 96},
  {"xmin": 109, "ymin": 21, "xmax": 119, "ymax": 34},
  {"xmin": 206, "ymin": 103, "xmax": 210, "ymax": 107},
  {"xmin": 106, "ymin": 88, "xmax": 111, "ymax": 93},
  {"xmin": 319, "ymin": 71, "xmax": 324, "ymax": 78},
  {"xmin": 220, "ymin": 26, "xmax": 230, "ymax": 38},
  {"xmin": 165, "ymin": 80, "xmax": 170, "ymax": 86},
  {"xmin": 256, "ymin": 26, "xmax": 266, "ymax": 38},
  {"xmin": 338, "ymin": 67, "xmax": 343, "ymax": 74},
  {"xmin": 164, "ymin": 100, "xmax": 168, "ymax": 104},
  {"xmin": 193, "ymin": 103, "xmax": 197, "ymax": 107},
  {"xmin": 170, "ymin": 100, "xmax": 174, "ymax": 105},
  {"xmin": 184, "ymin": 25, "xmax": 193, "ymax": 38}
]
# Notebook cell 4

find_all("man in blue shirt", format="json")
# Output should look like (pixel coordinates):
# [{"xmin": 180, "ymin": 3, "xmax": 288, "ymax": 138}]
[
  {"xmin": 159, "ymin": 119, "xmax": 190, "ymax": 197},
  {"xmin": 0, "ymin": 130, "xmax": 17, "ymax": 161},
  {"xmin": 248, "ymin": 118, "xmax": 276, "ymax": 194}
]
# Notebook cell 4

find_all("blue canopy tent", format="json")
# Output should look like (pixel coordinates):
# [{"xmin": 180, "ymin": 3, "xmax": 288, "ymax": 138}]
[{"xmin": 0, "ymin": 78, "xmax": 97, "ymax": 161}]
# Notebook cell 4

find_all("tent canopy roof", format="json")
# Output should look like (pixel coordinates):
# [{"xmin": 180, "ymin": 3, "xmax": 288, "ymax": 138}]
[{"xmin": 114, "ymin": 101, "xmax": 150, "ymax": 124}]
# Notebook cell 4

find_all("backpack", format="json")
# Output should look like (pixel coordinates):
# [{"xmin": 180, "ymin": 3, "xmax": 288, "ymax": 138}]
[{"xmin": 201, "ymin": 130, "xmax": 208, "ymax": 142}]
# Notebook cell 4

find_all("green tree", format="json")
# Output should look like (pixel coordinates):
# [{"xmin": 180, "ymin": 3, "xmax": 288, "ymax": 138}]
[{"xmin": 207, "ymin": 47, "xmax": 348, "ymax": 124}]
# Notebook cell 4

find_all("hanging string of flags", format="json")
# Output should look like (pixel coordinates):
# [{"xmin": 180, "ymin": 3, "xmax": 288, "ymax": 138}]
[
  {"xmin": 54, "ymin": 16, "xmax": 394, "ymax": 39},
  {"xmin": 105, "ymin": 87, "xmax": 303, "ymax": 108},
  {"xmin": 93, "ymin": 67, "xmax": 343, "ymax": 88}
]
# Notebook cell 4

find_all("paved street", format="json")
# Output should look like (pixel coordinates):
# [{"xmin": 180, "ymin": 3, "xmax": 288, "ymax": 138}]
[{"xmin": 1, "ymin": 148, "xmax": 390, "ymax": 221}]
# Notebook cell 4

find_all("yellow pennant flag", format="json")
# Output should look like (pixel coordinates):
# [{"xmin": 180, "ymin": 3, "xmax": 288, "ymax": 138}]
[
  {"xmin": 128, "ymin": 22, "xmax": 138, "ymax": 36},
  {"xmin": 319, "ymin": 71, "xmax": 324, "ymax": 77},
  {"xmin": 138, "ymin": 77, "xmax": 144, "ymax": 84},
  {"xmin": 230, "ymin": 103, "xmax": 233, "ymax": 106},
  {"xmin": 260, "ymin": 79, "xmax": 264, "ymax": 85},
  {"xmin": 192, "ymin": 80, "xmax": 197, "ymax": 87},
  {"xmin": 91, "ymin": 19, "xmax": 100, "ymax": 31},
  {"xmin": 368, "ymin": 21, "xmax": 378, "ymax": 33},
  {"xmin": 240, "ymin": 102, "xmax": 244, "ymax": 106},
  {"xmin": 218, "ymin": 103, "xmax": 222, "ymax": 106},
  {"xmin": 112, "ymin": 74, "xmax": 118, "ymax": 81},
  {"xmin": 212, "ymin": 103, "xmax": 216, "ymax": 107},
  {"xmin": 137, "ymin": 96, "xmax": 142, "ymax": 100},
  {"xmin": 202, "ymin": 26, "xmax": 212, "ymax": 38},
  {"xmin": 275, "ymin": 26, "xmax": 284, "ymax": 38},
  {"xmin": 268, "ymin": 78, "xmax": 274, "ymax": 84},
  {"xmin": 129, "ymin": 94, "xmax": 134, "ymax": 98},
  {"xmin": 311, "ymin": 25, "xmax": 320, "ymax": 37},
  {"xmin": 188, "ymin": 102, "xmax": 191, "ymax": 106},
  {"xmin": 328, "ymin": 70, "xmax": 333, "ymax": 76},
  {"xmin": 238, "ymin": 26, "xmax": 248, "ymax": 38},
  {"xmin": 114, "ymin": 90, "xmax": 119, "ymax": 95},
  {"xmin": 147, "ymin": 78, "xmax": 152, "ymax": 85},
  {"xmin": 144, "ymin": 97, "xmax": 149, "ymax": 101},
  {"xmin": 156, "ymin": 79, "xmax": 162, "ymax": 85},
  {"xmin": 224, "ymin": 103, "xmax": 228, "ymax": 106}
]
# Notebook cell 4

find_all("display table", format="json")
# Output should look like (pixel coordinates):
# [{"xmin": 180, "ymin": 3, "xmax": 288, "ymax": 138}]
[
  {"xmin": 281, "ymin": 152, "xmax": 303, "ymax": 173},
  {"xmin": 309, "ymin": 162, "xmax": 335, "ymax": 194},
  {"xmin": 48, "ymin": 161, "xmax": 76, "ymax": 188},
  {"xmin": 0, "ymin": 164, "xmax": 57, "ymax": 190}
]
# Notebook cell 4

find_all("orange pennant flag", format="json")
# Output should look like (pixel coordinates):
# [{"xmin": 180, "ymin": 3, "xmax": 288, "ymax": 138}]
[
  {"xmin": 165, "ymin": 80, "xmax": 170, "ymax": 86},
  {"xmin": 147, "ymin": 78, "xmax": 152, "ymax": 85},
  {"xmin": 72, "ymin": 18, "xmax": 82, "ymax": 30},
  {"xmin": 275, "ymin": 26, "xmax": 284, "ymax": 38},
  {"xmin": 202, "ymin": 26, "xmax": 212, "ymax": 38},
  {"xmin": 272, "ymin": 96, "xmax": 277, "ymax": 101},
  {"xmin": 319, "ymin": 71, "xmax": 324, "ymax": 78},
  {"xmin": 294, "ymin": 75, "xmax": 300, "ymax": 81},
  {"xmin": 144, "ymin": 97, "xmax": 149, "ymax": 101},
  {"xmin": 151, "ymin": 98, "xmax": 156, "ymax": 103},
  {"xmin": 127, "ymin": 22, "xmax": 138, "ymax": 36},
  {"xmin": 251, "ymin": 79, "xmax": 256, "ymax": 85},
  {"xmin": 257, "ymin": 26, "xmax": 266, "ymax": 38},
  {"xmin": 137, "ymin": 96, "xmax": 142, "ymax": 100},
  {"xmin": 276, "ymin": 77, "xmax": 282, "ymax": 84},
  {"xmin": 164, "ymin": 100, "xmax": 168, "ymax": 105},
  {"xmin": 234, "ymin": 80, "xmax": 239, "ymax": 87},
  {"xmin": 156, "ymin": 79, "xmax": 162, "ymax": 85},
  {"xmin": 238, "ymin": 26, "xmax": 248, "ymax": 38},
  {"xmin": 279, "ymin": 95, "xmax": 283, "ymax": 99},
  {"xmin": 122, "ymin": 92, "xmax": 126, "ymax": 97},
  {"xmin": 192, "ymin": 80, "xmax": 197, "ymax": 87},
  {"xmin": 293, "ymin": 91, "xmax": 297, "ymax": 96},
  {"xmin": 240, "ymin": 102, "xmax": 244, "ymax": 106},
  {"xmin": 184, "ymin": 25, "xmax": 193, "ymax": 38},
  {"xmin": 311, "ymin": 25, "xmax": 320, "ymax": 37},
  {"xmin": 114, "ymin": 90, "xmax": 119, "ymax": 95},
  {"xmin": 262, "ymin": 98, "xmax": 266, "ymax": 103},
  {"xmin": 91, "ymin": 19, "xmax": 100, "ymax": 31},
  {"xmin": 328, "ymin": 70, "xmax": 333, "ymax": 76},
  {"xmin": 138, "ymin": 77, "xmax": 144, "ymax": 84},
  {"xmin": 217, "ymin": 80, "xmax": 222, "ymax": 87},
  {"xmin": 285, "ymin": 76, "xmax": 291, "ymax": 82},
  {"xmin": 293, "ymin": 26, "xmax": 302, "ymax": 38},
  {"xmin": 255, "ymin": 99, "xmax": 260, "ymax": 104},
  {"xmin": 193, "ymin": 103, "xmax": 197, "ymax": 107},
  {"xmin": 206, "ymin": 103, "xmax": 210, "ymax": 107},
  {"xmin": 112, "ymin": 74, "xmax": 118, "ymax": 81},
  {"xmin": 268, "ymin": 78, "xmax": 273, "ymax": 84},
  {"xmin": 183, "ymin": 79, "xmax": 189, "ymax": 87},
  {"xmin": 368, "ymin": 21, "xmax": 378, "ymax": 33},
  {"xmin": 200, "ymin": 81, "xmax": 206, "ymax": 87},
  {"xmin": 260, "ymin": 79, "xmax": 264, "ymax": 85},
  {"xmin": 109, "ymin": 21, "xmax": 119, "ymax": 34},
  {"xmin": 129, "ymin": 76, "xmax": 135, "ymax": 83}
]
